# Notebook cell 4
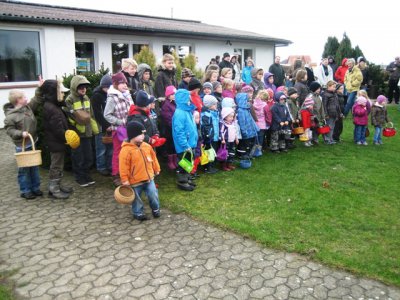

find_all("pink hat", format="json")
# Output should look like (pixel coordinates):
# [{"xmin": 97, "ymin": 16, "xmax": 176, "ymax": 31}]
[
  {"xmin": 266, "ymin": 88, "xmax": 274, "ymax": 100},
  {"xmin": 241, "ymin": 85, "xmax": 254, "ymax": 93},
  {"xmin": 356, "ymin": 96, "xmax": 367, "ymax": 106},
  {"xmin": 303, "ymin": 96, "xmax": 314, "ymax": 108},
  {"xmin": 165, "ymin": 85, "xmax": 176, "ymax": 98},
  {"xmin": 112, "ymin": 72, "xmax": 127, "ymax": 85},
  {"xmin": 276, "ymin": 86, "xmax": 285, "ymax": 92},
  {"xmin": 376, "ymin": 95, "xmax": 388, "ymax": 104}
]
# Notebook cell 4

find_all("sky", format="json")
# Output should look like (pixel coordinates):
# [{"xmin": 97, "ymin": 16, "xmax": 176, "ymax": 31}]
[{"xmin": 20, "ymin": 0, "xmax": 399, "ymax": 65}]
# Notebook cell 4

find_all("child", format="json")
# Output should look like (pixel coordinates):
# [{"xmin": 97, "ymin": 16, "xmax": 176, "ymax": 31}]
[
  {"xmin": 178, "ymin": 67, "xmax": 194, "ymax": 90},
  {"xmin": 201, "ymin": 95, "xmax": 220, "ymax": 174},
  {"xmin": 263, "ymin": 72, "xmax": 277, "ymax": 94},
  {"xmin": 270, "ymin": 92, "xmax": 291, "ymax": 153},
  {"xmin": 236, "ymin": 93, "xmax": 259, "ymax": 157},
  {"xmin": 253, "ymin": 89, "xmax": 268, "ymax": 146},
  {"xmin": 212, "ymin": 81, "xmax": 223, "ymax": 107},
  {"xmin": 293, "ymin": 69, "xmax": 309, "ymax": 106},
  {"xmin": 188, "ymin": 77, "xmax": 203, "ymax": 113},
  {"xmin": 242, "ymin": 58, "xmax": 254, "ymax": 85},
  {"xmin": 4, "ymin": 88, "xmax": 43, "ymax": 199},
  {"xmin": 286, "ymin": 87, "xmax": 300, "ymax": 149},
  {"xmin": 333, "ymin": 84, "xmax": 345, "ymax": 142},
  {"xmin": 137, "ymin": 63, "xmax": 154, "ymax": 96},
  {"xmin": 66, "ymin": 75, "xmax": 99, "ymax": 187},
  {"xmin": 160, "ymin": 86, "xmax": 177, "ymax": 170},
  {"xmin": 190, "ymin": 110, "xmax": 202, "ymax": 179},
  {"xmin": 221, "ymin": 67, "xmax": 233, "ymax": 80},
  {"xmin": 201, "ymin": 82, "xmax": 213, "ymax": 99},
  {"xmin": 120, "ymin": 121, "xmax": 161, "ymax": 221},
  {"xmin": 222, "ymin": 79, "xmax": 235, "ymax": 99},
  {"xmin": 322, "ymin": 80, "xmax": 341, "ymax": 145},
  {"xmin": 155, "ymin": 53, "xmax": 177, "ymax": 100},
  {"xmin": 300, "ymin": 96, "xmax": 315, "ymax": 147},
  {"xmin": 264, "ymin": 90, "xmax": 275, "ymax": 149},
  {"xmin": 202, "ymin": 70, "xmax": 219, "ymax": 84},
  {"xmin": 352, "ymin": 96, "xmax": 370, "ymax": 145},
  {"xmin": 220, "ymin": 107, "xmax": 239, "ymax": 171},
  {"xmin": 221, "ymin": 97, "xmax": 242, "ymax": 142},
  {"xmin": 371, "ymin": 95, "xmax": 389, "ymax": 145},
  {"xmin": 250, "ymin": 68, "xmax": 264, "ymax": 99},
  {"xmin": 104, "ymin": 72, "xmax": 133, "ymax": 186},
  {"xmin": 41, "ymin": 79, "xmax": 73, "ymax": 199},
  {"xmin": 121, "ymin": 58, "xmax": 139, "ymax": 100},
  {"xmin": 358, "ymin": 89, "xmax": 372, "ymax": 106},
  {"xmin": 172, "ymin": 89, "xmax": 198, "ymax": 191},
  {"xmin": 91, "ymin": 74, "xmax": 113, "ymax": 176},
  {"xmin": 309, "ymin": 81, "xmax": 325, "ymax": 145}
]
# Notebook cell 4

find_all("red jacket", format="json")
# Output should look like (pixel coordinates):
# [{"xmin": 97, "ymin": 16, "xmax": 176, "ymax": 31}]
[
  {"xmin": 300, "ymin": 108, "xmax": 314, "ymax": 129},
  {"xmin": 334, "ymin": 58, "xmax": 348, "ymax": 84},
  {"xmin": 264, "ymin": 100, "xmax": 274, "ymax": 126},
  {"xmin": 190, "ymin": 91, "xmax": 203, "ymax": 113}
]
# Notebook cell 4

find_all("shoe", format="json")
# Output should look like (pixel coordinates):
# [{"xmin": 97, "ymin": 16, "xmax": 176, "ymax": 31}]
[
  {"xmin": 362, "ymin": 142, "xmax": 368, "ymax": 146},
  {"xmin": 152, "ymin": 209, "xmax": 161, "ymax": 218},
  {"xmin": 167, "ymin": 155, "xmax": 177, "ymax": 170},
  {"xmin": 311, "ymin": 140, "xmax": 319, "ymax": 145},
  {"xmin": 76, "ymin": 179, "xmax": 89, "ymax": 187},
  {"xmin": 204, "ymin": 167, "xmax": 218, "ymax": 174},
  {"xmin": 98, "ymin": 169, "xmax": 110, "ymax": 176},
  {"xmin": 379, "ymin": 141, "xmax": 383, "ymax": 145},
  {"xmin": 271, "ymin": 150, "xmax": 280, "ymax": 154},
  {"xmin": 133, "ymin": 214, "xmax": 148, "ymax": 221},
  {"xmin": 32, "ymin": 190, "xmax": 43, "ymax": 196},
  {"xmin": 20, "ymin": 192, "xmax": 36, "ymax": 200},
  {"xmin": 113, "ymin": 176, "xmax": 121, "ymax": 187},
  {"xmin": 176, "ymin": 173, "xmax": 195, "ymax": 191},
  {"xmin": 85, "ymin": 175, "xmax": 95, "ymax": 185},
  {"xmin": 227, "ymin": 163, "xmax": 236, "ymax": 170},
  {"xmin": 356, "ymin": 141, "xmax": 362, "ymax": 145},
  {"xmin": 48, "ymin": 179, "xmax": 69, "ymax": 199},
  {"xmin": 280, "ymin": 148, "xmax": 288, "ymax": 153},
  {"xmin": 373, "ymin": 142, "xmax": 380, "ymax": 146},
  {"xmin": 222, "ymin": 162, "xmax": 231, "ymax": 172}
]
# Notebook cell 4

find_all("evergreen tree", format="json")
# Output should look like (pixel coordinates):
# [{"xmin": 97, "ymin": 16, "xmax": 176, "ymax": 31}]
[
  {"xmin": 353, "ymin": 45, "xmax": 365, "ymax": 62},
  {"xmin": 171, "ymin": 50, "xmax": 182, "ymax": 84},
  {"xmin": 335, "ymin": 32, "xmax": 354, "ymax": 64},
  {"xmin": 183, "ymin": 53, "xmax": 204, "ymax": 79},
  {"xmin": 322, "ymin": 36, "xmax": 340, "ymax": 59},
  {"xmin": 133, "ymin": 46, "xmax": 157, "ymax": 78}
]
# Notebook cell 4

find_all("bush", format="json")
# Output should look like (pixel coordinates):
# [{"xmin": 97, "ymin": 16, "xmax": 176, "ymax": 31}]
[
  {"xmin": 368, "ymin": 63, "xmax": 388, "ymax": 98},
  {"xmin": 133, "ymin": 46, "xmax": 158, "ymax": 78}
]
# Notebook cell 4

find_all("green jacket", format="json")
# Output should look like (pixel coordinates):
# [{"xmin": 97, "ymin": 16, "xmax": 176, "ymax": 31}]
[
  {"xmin": 311, "ymin": 92, "xmax": 325, "ymax": 122},
  {"xmin": 65, "ymin": 75, "xmax": 99, "ymax": 138},
  {"xmin": 287, "ymin": 98, "xmax": 299, "ymax": 121},
  {"xmin": 3, "ymin": 88, "xmax": 42, "ymax": 148}
]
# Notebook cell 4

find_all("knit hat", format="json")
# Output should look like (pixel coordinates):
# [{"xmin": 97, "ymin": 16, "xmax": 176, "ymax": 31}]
[
  {"xmin": 188, "ymin": 78, "xmax": 202, "ymax": 91},
  {"xmin": 288, "ymin": 87, "xmax": 298, "ymax": 96},
  {"xmin": 100, "ymin": 74, "xmax": 112, "ymax": 88},
  {"xmin": 274, "ymin": 91, "xmax": 287, "ymax": 102},
  {"xmin": 266, "ymin": 88, "xmax": 274, "ymax": 100},
  {"xmin": 165, "ymin": 85, "xmax": 176, "ymax": 98},
  {"xmin": 135, "ymin": 90, "xmax": 155, "ymax": 107},
  {"xmin": 212, "ymin": 81, "xmax": 221, "ymax": 91},
  {"xmin": 335, "ymin": 83, "xmax": 343, "ymax": 91},
  {"xmin": 223, "ymin": 52, "xmax": 230, "ymax": 59},
  {"xmin": 221, "ymin": 97, "xmax": 235, "ymax": 108},
  {"xmin": 203, "ymin": 95, "xmax": 218, "ymax": 108},
  {"xmin": 303, "ymin": 96, "xmax": 314, "ymax": 108},
  {"xmin": 242, "ymin": 85, "xmax": 254, "ymax": 93},
  {"xmin": 356, "ymin": 96, "xmax": 367, "ymax": 106},
  {"xmin": 309, "ymin": 81, "xmax": 321, "ymax": 92},
  {"xmin": 221, "ymin": 107, "xmax": 234, "ymax": 120},
  {"xmin": 276, "ymin": 86, "xmax": 285, "ymax": 93},
  {"xmin": 376, "ymin": 95, "xmax": 388, "ymax": 104},
  {"xmin": 112, "ymin": 72, "xmax": 128, "ymax": 85},
  {"xmin": 357, "ymin": 56, "xmax": 366, "ymax": 63},
  {"xmin": 181, "ymin": 67, "xmax": 194, "ymax": 79},
  {"xmin": 203, "ymin": 82, "xmax": 213, "ymax": 92},
  {"xmin": 127, "ymin": 121, "xmax": 146, "ymax": 140}
]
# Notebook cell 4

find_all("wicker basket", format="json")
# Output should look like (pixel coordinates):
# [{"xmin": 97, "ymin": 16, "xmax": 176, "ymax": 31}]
[
  {"xmin": 114, "ymin": 185, "xmax": 135, "ymax": 205},
  {"xmin": 14, "ymin": 133, "xmax": 42, "ymax": 167},
  {"xmin": 102, "ymin": 133, "xmax": 113, "ymax": 144}
]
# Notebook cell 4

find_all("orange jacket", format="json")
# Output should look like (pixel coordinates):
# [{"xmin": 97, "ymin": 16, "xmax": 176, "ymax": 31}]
[{"xmin": 119, "ymin": 141, "xmax": 160, "ymax": 186}]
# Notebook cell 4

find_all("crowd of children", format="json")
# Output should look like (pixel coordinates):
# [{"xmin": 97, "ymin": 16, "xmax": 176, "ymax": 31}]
[{"xmin": 3, "ymin": 53, "xmax": 393, "ymax": 220}]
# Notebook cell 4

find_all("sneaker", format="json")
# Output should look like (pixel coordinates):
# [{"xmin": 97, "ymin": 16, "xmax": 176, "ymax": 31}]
[
  {"xmin": 98, "ymin": 169, "xmax": 110, "ymax": 176},
  {"xmin": 32, "ymin": 190, "xmax": 43, "ymax": 196},
  {"xmin": 77, "ymin": 179, "xmax": 90, "ymax": 187},
  {"xmin": 362, "ymin": 142, "xmax": 368, "ymax": 146},
  {"xmin": 373, "ymin": 141, "xmax": 380, "ymax": 145},
  {"xmin": 152, "ymin": 209, "xmax": 161, "ymax": 218},
  {"xmin": 133, "ymin": 214, "xmax": 148, "ymax": 221},
  {"xmin": 379, "ymin": 141, "xmax": 383, "ymax": 145},
  {"xmin": 356, "ymin": 141, "xmax": 362, "ymax": 145},
  {"xmin": 280, "ymin": 148, "xmax": 288, "ymax": 153},
  {"xmin": 85, "ymin": 175, "xmax": 95, "ymax": 185},
  {"xmin": 20, "ymin": 192, "xmax": 36, "ymax": 200}
]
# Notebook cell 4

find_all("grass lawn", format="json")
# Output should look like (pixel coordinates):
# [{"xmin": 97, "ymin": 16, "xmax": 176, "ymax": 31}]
[{"xmin": 158, "ymin": 105, "xmax": 400, "ymax": 287}]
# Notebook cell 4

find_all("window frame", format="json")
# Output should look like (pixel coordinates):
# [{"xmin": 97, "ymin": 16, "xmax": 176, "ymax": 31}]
[{"xmin": 75, "ymin": 39, "xmax": 97, "ymax": 73}]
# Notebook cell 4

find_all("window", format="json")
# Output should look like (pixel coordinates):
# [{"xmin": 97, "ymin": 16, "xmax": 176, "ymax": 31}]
[
  {"xmin": 163, "ymin": 45, "xmax": 176, "ymax": 55},
  {"xmin": 132, "ymin": 44, "xmax": 148, "ymax": 57},
  {"xmin": 112, "ymin": 43, "xmax": 129, "ymax": 73},
  {"xmin": 0, "ymin": 30, "xmax": 42, "ymax": 82},
  {"xmin": 244, "ymin": 49, "xmax": 254, "ymax": 65},
  {"xmin": 234, "ymin": 48, "xmax": 254, "ymax": 67},
  {"xmin": 75, "ymin": 42, "xmax": 95, "ymax": 73}
]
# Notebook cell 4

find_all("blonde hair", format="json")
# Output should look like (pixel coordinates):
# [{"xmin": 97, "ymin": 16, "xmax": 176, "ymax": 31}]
[
  {"xmin": 121, "ymin": 58, "xmax": 138, "ymax": 70},
  {"xmin": 357, "ymin": 89, "xmax": 370, "ymax": 100},
  {"xmin": 326, "ymin": 80, "xmax": 337, "ymax": 88},
  {"xmin": 256, "ymin": 89, "xmax": 269, "ymax": 101},
  {"xmin": 162, "ymin": 53, "xmax": 174, "ymax": 63},
  {"xmin": 8, "ymin": 89, "xmax": 25, "ymax": 105},
  {"xmin": 222, "ymin": 79, "xmax": 234, "ymax": 90},
  {"xmin": 202, "ymin": 70, "xmax": 219, "ymax": 83},
  {"xmin": 221, "ymin": 68, "xmax": 232, "ymax": 78},
  {"xmin": 295, "ymin": 69, "xmax": 307, "ymax": 82}
]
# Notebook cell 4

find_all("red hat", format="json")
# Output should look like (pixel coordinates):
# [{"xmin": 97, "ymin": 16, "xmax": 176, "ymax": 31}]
[{"xmin": 112, "ymin": 72, "xmax": 127, "ymax": 85}]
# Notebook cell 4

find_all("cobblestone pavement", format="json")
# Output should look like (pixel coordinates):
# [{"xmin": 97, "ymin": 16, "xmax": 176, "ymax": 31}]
[{"xmin": 0, "ymin": 131, "xmax": 399, "ymax": 300}]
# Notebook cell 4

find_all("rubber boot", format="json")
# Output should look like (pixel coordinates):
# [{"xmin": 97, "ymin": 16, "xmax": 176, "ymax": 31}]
[
  {"xmin": 167, "ymin": 155, "xmax": 176, "ymax": 170},
  {"xmin": 227, "ymin": 162, "xmax": 236, "ymax": 170},
  {"xmin": 172, "ymin": 154, "xmax": 179, "ymax": 169},
  {"xmin": 222, "ymin": 162, "xmax": 231, "ymax": 171},
  {"xmin": 113, "ymin": 175, "xmax": 121, "ymax": 187},
  {"xmin": 48, "ymin": 179, "xmax": 69, "ymax": 199},
  {"xmin": 60, "ymin": 180, "xmax": 73, "ymax": 194},
  {"xmin": 176, "ymin": 173, "xmax": 194, "ymax": 191}
]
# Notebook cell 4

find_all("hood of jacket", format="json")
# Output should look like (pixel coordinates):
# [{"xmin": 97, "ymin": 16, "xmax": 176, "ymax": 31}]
[
  {"xmin": 3, "ymin": 102, "xmax": 16, "ymax": 116},
  {"xmin": 263, "ymin": 72, "xmax": 274, "ymax": 85},
  {"xmin": 70, "ymin": 75, "xmax": 90, "ymax": 98},
  {"xmin": 175, "ymin": 89, "xmax": 195, "ymax": 111},
  {"xmin": 341, "ymin": 58, "xmax": 348, "ymax": 67},
  {"xmin": 328, "ymin": 56, "xmax": 335, "ymax": 63},
  {"xmin": 41, "ymin": 79, "xmax": 60, "ymax": 105},
  {"xmin": 137, "ymin": 63, "xmax": 153, "ymax": 81},
  {"xmin": 251, "ymin": 68, "xmax": 263, "ymax": 79},
  {"xmin": 236, "ymin": 93, "xmax": 249, "ymax": 109}
]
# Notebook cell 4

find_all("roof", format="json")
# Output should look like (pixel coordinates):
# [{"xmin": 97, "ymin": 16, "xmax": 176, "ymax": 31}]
[{"xmin": 0, "ymin": 1, "xmax": 291, "ymax": 45}]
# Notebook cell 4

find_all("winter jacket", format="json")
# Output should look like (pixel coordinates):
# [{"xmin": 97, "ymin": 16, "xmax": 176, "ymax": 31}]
[
  {"xmin": 264, "ymin": 101, "xmax": 274, "ymax": 127},
  {"xmin": 337, "ymin": 93, "xmax": 345, "ymax": 113},
  {"xmin": 219, "ymin": 60, "xmax": 236, "ymax": 79},
  {"xmin": 160, "ymin": 99, "xmax": 176, "ymax": 128},
  {"xmin": 154, "ymin": 66, "xmax": 177, "ymax": 99},
  {"xmin": 190, "ymin": 91, "xmax": 203, "ymax": 113},
  {"xmin": 305, "ymin": 67, "xmax": 315, "ymax": 87},
  {"xmin": 270, "ymin": 103, "xmax": 291, "ymax": 131},
  {"xmin": 91, "ymin": 86, "xmax": 111, "ymax": 133},
  {"xmin": 328, "ymin": 56, "xmax": 338, "ymax": 78},
  {"xmin": 65, "ymin": 75, "xmax": 99, "ymax": 137},
  {"xmin": 172, "ymin": 89, "xmax": 198, "ymax": 153},
  {"xmin": 263, "ymin": 72, "xmax": 277, "ymax": 94},
  {"xmin": 300, "ymin": 108, "xmax": 314, "ymax": 129},
  {"xmin": 287, "ymin": 98, "xmax": 299, "ymax": 121},
  {"xmin": 311, "ymin": 93, "xmax": 325, "ymax": 122},
  {"xmin": 178, "ymin": 80, "xmax": 189, "ymax": 90},
  {"xmin": 242, "ymin": 66, "xmax": 254, "ymax": 84},
  {"xmin": 315, "ymin": 64, "xmax": 333, "ymax": 87},
  {"xmin": 386, "ymin": 61, "xmax": 400, "ymax": 81},
  {"xmin": 3, "ymin": 88, "xmax": 42, "ymax": 147},
  {"xmin": 250, "ymin": 68, "xmax": 265, "ymax": 98},
  {"xmin": 294, "ymin": 81, "xmax": 309, "ymax": 106},
  {"xmin": 103, "ymin": 86, "xmax": 133, "ymax": 130},
  {"xmin": 122, "ymin": 71, "xmax": 140, "ymax": 100},
  {"xmin": 322, "ymin": 90, "xmax": 341, "ymax": 120},
  {"xmin": 201, "ymin": 107, "xmax": 219, "ymax": 143},
  {"xmin": 236, "ymin": 93, "xmax": 259, "ymax": 139},
  {"xmin": 253, "ymin": 98, "xmax": 267, "ymax": 129},
  {"xmin": 119, "ymin": 141, "xmax": 160, "ymax": 186},
  {"xmin": 137, "ymin": 63, "xmax": 155, "ymax": 96},
  {"xmin": 352, "ymin": 104, "xmax": 369, "ymax": 126},
  {"xmin": 344, "ymin": 66, "xmax": 363, "ymax": 93},
  {"xmin": 268, "ymin": 63, "xmax": 285, "ymax": 87},
  {"xmin": 127, "ymin": 106, "xmax": 158, "ymax": 143},
  {"xmin": 371, "ymin": 104, "xmax": 389, "ymax": 127},
  {"xmin": 359, "ymin": 66, "xmax": 369, "ymax": 87},
  {"xmin": 335, "ymin": 59, "xmax": 348, "ymax": 84}
]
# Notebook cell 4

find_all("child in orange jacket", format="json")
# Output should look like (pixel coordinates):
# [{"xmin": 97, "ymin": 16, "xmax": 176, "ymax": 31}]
[{"xmin": 119, "ymin": 121, "xmax": 161, "ymax": 221}]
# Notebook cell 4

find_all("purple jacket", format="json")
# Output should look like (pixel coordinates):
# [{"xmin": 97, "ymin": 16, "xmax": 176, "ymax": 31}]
[
  {"xmin": 263, "ymin": 72, "xmax": 277, "ymax": 93},
  {"xmin": 161, "ymin": 100, "xmax": 176, "ymax": 127},
  {"xmin": 352, "ymin": 103, "xmax": 369, "ymax": 126}
]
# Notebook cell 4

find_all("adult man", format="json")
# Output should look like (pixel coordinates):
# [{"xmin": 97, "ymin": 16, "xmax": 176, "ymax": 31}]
[
  {"xmin": 357, "ymin": 57, "xmax": 369, "ymax": 91},
  {"xmin": 219, "ymin": 52, "xmax": 236, "ymax": 80},
  {"xmin": 386, "ymin": 56, "xmax": 400, "ymax": 104},
  {"xmin": 268, "ymin": 56, "xmax": 285, "ymax": 87}
]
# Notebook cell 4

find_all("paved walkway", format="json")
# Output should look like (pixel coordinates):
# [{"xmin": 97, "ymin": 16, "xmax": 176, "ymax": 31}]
[{"xmin": 0, "ymin": 131, "xmax": 399, "ymax": 300}]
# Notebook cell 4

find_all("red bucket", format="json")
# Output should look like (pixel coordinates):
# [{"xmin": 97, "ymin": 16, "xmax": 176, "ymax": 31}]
[
  {"xmin": 317, "ymin": 125, "xmax": 330, "ymax": 135},
  {"xmin": 383, "ymin": 122, "xmax": 396, "ymax": 137}
]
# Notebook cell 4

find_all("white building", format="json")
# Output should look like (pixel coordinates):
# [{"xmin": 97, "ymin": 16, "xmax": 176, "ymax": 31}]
[{"xmin": 0, "ymin": 1, "xmax": 290, "ymax": 126}]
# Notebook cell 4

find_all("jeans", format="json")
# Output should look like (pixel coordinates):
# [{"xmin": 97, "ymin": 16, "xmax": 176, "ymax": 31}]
[
  {"xmin": 257, "ymin": 129, "xmax": 266, "ymax": 147},
  {"xmin": 71, "ymin": 137, "xmax": 93, "ymax": 181},
  {"xmin": 95, "ymin": 133, "xmax": 113, "ymax": 172},
  {"xmin": 373, "ymin": 126, "xmax": 382, "ymax": 143},
  {"xmin": 324, "ymin": 118, "xmax": 336, "ymax": 143},
  {"xmin": 132, "ymin": 180, "xmax": 160, "ymax": 217},
  {"xmin": 16, "ymin": 146, "xmax": 40, "ymax": 193},
  {"xmin": 344, "ymin": 91, "xmax": 357, "ymax": 116},
  {"xmin": 354, "ymin": 125, "xmax": 367, "ymax": 143}
]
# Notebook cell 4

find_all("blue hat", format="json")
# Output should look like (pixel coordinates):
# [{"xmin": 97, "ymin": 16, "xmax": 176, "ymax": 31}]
[{"xmin": 135, "ymin": 90, "xmax": 155, "ymax": 107}]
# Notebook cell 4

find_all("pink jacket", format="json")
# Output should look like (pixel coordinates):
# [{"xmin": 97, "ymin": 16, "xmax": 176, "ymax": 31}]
[
  {"xmin": 253, "ymin": 98, "xmax": 267, "ymax": 129},
  {"xmin": 352, "ymin": 104, "xmax": 369, "ymax": 126},
  {"xmin": 264, "ymin": 100, "xmax": 274, "ymax": 127}
]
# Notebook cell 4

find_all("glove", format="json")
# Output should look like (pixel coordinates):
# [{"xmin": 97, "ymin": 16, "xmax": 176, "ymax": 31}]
[{"xmin": 150, "ymin": 135, "xmax": 166, "ymax": 148}]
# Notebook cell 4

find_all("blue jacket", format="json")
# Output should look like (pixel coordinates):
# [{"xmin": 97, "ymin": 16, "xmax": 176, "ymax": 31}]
[
  {"xmin": 236, "ymin": 93, "xmax": 259, "ymax": 139},
  {"xmin": 178, "ymin": 80, "xmax": 189, "ymax": 90},
  {"xmin": 172, "ymin": 89, "xmax": 198, "ymax": 154},
  {"xmin": 201, "ymin": 107, "xmax": 219, "ymax": 143},
  {"xmin": 242, "ymin": 66, "xmax": 254, "ymax": 85},
  {"xmin": 271, "ymin": 103, "xmax": 291, "ymax": 131}
]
